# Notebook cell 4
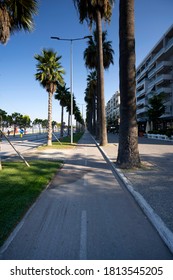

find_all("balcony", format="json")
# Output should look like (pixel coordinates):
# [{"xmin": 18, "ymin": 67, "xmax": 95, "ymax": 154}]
[
  {"xmin": 148, "ymin": 48, "xmax": 164, "ymax": 68},
  {"xmin": 156, "ymin": 61, "xmax": 172, "ymax": 73},
  {"xmin": 136, "ymin": 107, "xmax": 146, "ymax": 114},
  {"xmin": 136, "ymin": 77, "xmax": 149, "ymax": 92},
  {"xmin": 165, "ymin": 37, "xmax": 173, "ymax": 51},
  {"xmin": 137, "ymin": 99, "xmax": 145, "ymax": 106},
  {"xmin": 148, "ymin": 74, "xmax": 172, "ymax": 88},
  {"xmin": 155, "ymin": 74, "xmax": 172, "ymax": 85},
  {"xmin": 148, "ymin": 79, "xmax": 156, "ymax": 89},
  {"xmin": 157, "ymin": 86, "xmax": 172, "ymax": 95},
  {"xmin": 148, "ymin": 61, "xmax": 172, "ymax": 79},
  {"xmin": 136, "ymin": 68, "xmax": 146, "ymax": 80},
  {"xmin": 136, "ymin": 88, "xmax": 145, "ymax": 98},
  {"xmin": 136, "ymin": 79, "xmax": 145, "ymax": 89},
  {"xmin": 148, "ymin": 67, "xmax": 156, "ymax": 79}
]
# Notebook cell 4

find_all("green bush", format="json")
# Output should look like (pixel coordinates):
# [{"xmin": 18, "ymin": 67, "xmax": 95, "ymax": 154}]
[{"xmin": 165, "ymin": 129, "xmax": 173, "ymax": 138}]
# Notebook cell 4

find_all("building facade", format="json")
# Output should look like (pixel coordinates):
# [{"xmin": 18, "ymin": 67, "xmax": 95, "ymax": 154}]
[
  {"xmin": 106, "ymin": 91, "xmax": 120, "ymax": 131},
  {"xmin": 136, "ymin": 24, "xmax": 173, "ymax": 132}
]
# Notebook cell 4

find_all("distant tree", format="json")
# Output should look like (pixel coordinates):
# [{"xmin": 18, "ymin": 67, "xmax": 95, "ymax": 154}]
[
  {"xmin": 52, "ymin": 121, "xmax": 57, "ymax": 132},
  {"xmin": 73, "ymin": 101, "xmax": 84, "ymax": 128},
  {"xmin": 84, "ymin": 71, "xmax": 97, "ymax": 134},
  {"xmin": 34, "ymin": 48, "xmax": 65, "ymax": 146},
  {"xmin": 21, "ymin": 115, "xmax": 31, "ymax": 129},
  {"xmin": 147, "ymin": 94, "xmax": 165, "ymax": 130},
  {"xmin": 42, "ymin": 119, "xmax": 48, "ymax": 130},
  {"xmin": 73, "ymin": 0, "xmax": 115, "ymax": 146},
  {"xmin": 55, "ymin": 83, "xmax": 70, "ymax": 137},
  {"xmin": 0, "ymin": 109, "xmax": 7, "ymax": 118},
  {"xmin": 33, "ymin": 118, "xmax": 42, "ymax": 133},
  {"xmin": 65, "ymin": 93, "xmax": 75, "ymax": 136},
  {"xmin": 11, "ymin": 112, "xmax": 23, "ymax": 136},
  {"xmin": 6, "ymin": 114, "xmax": 13, "ymax": 127},
  {"xmin": 0, "ymin": 0, "xmax": 38, "ymax": 44},
  {"xmin": 84, "ymin": 30, "xmax": 114, "ymax": 137},
  {"xmin": 0, "ymin": 109, "xmax": 7, "ymax": 130}
]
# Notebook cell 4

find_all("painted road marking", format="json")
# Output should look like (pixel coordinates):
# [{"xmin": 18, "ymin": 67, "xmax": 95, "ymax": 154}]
[{"xmin": 79, "ymin": 210, "xmax": 87, "ymax": 260}]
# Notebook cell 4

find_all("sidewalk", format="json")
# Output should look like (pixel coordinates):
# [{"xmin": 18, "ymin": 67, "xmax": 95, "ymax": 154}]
[
  {"xmin": 100, "ymin": 133, "xmax": 173, "ymax": 254},
  {"xmin": 1, "ymin": 131, "xmax": 172, "ymax": 260},
  {"xmin": 21, "ymin": 132, "xmax": 173, "ymax": 254},
  {"xmin": 23, "ymin": 132, "xmax": 173, "ymax": 254}
]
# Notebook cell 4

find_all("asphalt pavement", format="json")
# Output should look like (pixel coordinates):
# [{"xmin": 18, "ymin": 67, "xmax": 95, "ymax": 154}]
[
  {"xmin": 0, "ymin": 131, "xmax": 173, "ymax": 260},
  {"xmin": 101, "ymin": 133, "xmax": 173, "ymax": 254}
]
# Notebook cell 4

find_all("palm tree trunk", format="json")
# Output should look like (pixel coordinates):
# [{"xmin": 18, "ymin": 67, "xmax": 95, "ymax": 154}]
[
  {"xmin": 47, "ymin": 92, "xmax": 52, "ymax": 146},
  {"xmin": 67, "ymin": 112, "xmax": 70, "ymax": 136},
  {"xmin": 117, "ymin": 0, "xmax": 140, "ymax": 168},
  {"xmin": 95, "ymin": 91, "xmax": 100, "ymax": 139},
  {"xmin": 96, "ymin": 9, "xmax": 108, "ymax": 146},
  {"xmin": 60, "ymin": 106, "xmax": 64, "ymax": 137},
  {"xmin": 92, "ymin": 92, "xmax": 96, "ymax": 135}
]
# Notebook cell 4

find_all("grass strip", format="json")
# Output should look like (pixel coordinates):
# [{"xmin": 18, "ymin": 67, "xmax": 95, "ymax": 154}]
[
  {"xmin": 39, "ymin": 131, "xmax": 84, "ymax": 149},
  {"xmin": 0, "ymin": 160, "xmax": 62, "ymax": 246}
]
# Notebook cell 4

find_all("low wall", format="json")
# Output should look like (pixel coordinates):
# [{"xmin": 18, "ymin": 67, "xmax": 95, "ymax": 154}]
[{"xmin": 146, "ymin": 133, "xmax": 173, "ymax": 141}]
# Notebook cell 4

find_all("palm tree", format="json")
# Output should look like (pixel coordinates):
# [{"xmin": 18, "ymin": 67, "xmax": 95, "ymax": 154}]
[
  {"xmin": 65, "ymin": 91, "xmax": 72, "ymax": 136},
  {"xmin": 84, "ymin": 30, "xmax": 114, "ymax": 70},
  {"xmin": 11, "ymin": 112, "xmax": 23, "ymax": 136},
  {"xmin": 85, "ymin": 71, "xmax": 97, "ymax": 134},
  {"xmin": 0, "ymin": 113, "xmax": 3, "ymax": 170},
  {"xmin": 34, "ymin": 48, "xmax": 65, "ymax": 146},
  {"xmin": 73, "ymin": 0, "xmax": 115, "ymax": 146},
  {"xmin": 72, "ymin": 99, "xmax": 84, "ymax": 131},
  {"xmin": 84, "ymin": 30, "xmax": 114, "ymax": 137},
  {"xmin": 117, "ymin": 0, "xmax": 140, "ymax": 168},
  {"xmin": 0, "ymin": 0, "xmax": 38, "ymax": 44},
  {"xmin": 55, "ymin": 83, "xmax": 70, "ymax": 137},
  {"xmin": 33, "ymin": 118, "xmax": 43, "ymax": 133},
  {"xmin": 74, "ymin": 105, "xmax": 84, "ymax": 131}
]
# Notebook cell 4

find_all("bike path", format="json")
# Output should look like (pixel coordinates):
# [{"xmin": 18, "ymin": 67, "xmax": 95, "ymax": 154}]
[{"xmin": 0, "ymin": 131, "xmax": 172, "ymax": 259}]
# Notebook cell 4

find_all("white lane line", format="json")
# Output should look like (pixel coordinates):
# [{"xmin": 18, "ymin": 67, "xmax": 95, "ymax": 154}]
[
  {"xmin": 84, "ymin": 147, "xmax": 88, "ymax": 166},
  {"xmin": 83, "ymin": 174, "xmax": 87, "ymax": 187},
  {"xmin": 84, "ymin": 147, "xmax": 87, "ymax": 185},
  {"xmin": 79, "ymin": 210, "xmax": 87, "ymax": 260}
]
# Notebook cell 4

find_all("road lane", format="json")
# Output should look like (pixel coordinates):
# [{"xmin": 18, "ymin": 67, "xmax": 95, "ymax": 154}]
[
  {"xmin": 0, "ymin": 132, "xmax": 59, "ymax": 158},
  {"xmin": 0, "ymin": 132, "xmax": 172, "ymax": 259}
]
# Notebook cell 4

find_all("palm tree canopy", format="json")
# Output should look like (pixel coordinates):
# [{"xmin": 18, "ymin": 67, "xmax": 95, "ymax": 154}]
[
  {"xmin": 0, "ymin": 0, "xmax": 38, "ymax": 44},
  {"xmin": 73, "ymin": 0, "xmax": 115, "ymax": 27},
  {"xmin": 74, "ymin": 0, "xmax": 115, "ymax": 146},
  {"xmin": 86, "ymin": 70, "xmax": 97, "ymax": 96},
  {"xmin": 84, "ymin": 30, "xmax": 114, "ymax": 69},
  {"xmin": 55, "ymin": 83, "xmax": 70, "ymax": 107},
  {"xmin": 34, "ymin": 48, "xmax": 65, "ymax": 94}
]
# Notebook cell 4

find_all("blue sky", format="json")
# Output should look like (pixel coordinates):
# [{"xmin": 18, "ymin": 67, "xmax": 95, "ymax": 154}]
[{"xmin": 0, "ymin": 0, "xmax": 173, "ymax": 124}]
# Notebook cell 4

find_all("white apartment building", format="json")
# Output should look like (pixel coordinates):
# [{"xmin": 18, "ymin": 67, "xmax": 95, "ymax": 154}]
[
  {"xmin": 106, "ymin": 90, "xmax": 120, "ymax": 126},
  {"xmin": 136, "ymin": 24, "xmax": 173, "ymax": 131}
]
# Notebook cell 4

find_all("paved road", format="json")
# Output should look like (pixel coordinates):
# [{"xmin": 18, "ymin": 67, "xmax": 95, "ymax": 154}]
[
  {"xmin": 0, "ymin": 132, "xmax": 172, "ymax": 259},
  {"xmin": 0, "ymin": 132, "xmax": 59, "ymax": 158}
]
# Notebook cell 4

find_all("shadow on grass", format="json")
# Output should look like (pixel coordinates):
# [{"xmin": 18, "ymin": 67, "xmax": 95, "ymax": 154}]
[{"xmin": 0, "ymin": 160, "xmax": 62, "ymax": 246}]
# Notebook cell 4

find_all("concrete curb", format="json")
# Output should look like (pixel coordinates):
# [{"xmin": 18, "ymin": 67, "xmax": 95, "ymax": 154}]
[{"xmin": 92, "ymin": 136, "xmax": 173, "ymax": 255}]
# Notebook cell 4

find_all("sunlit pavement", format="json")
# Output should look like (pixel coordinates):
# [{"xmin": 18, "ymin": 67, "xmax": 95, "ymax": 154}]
[
  {"xmin": 0, "ymin": 131, "xmax": 172, "ymax": 260},
  {"xmin": 100, "ymin": 133, "xmax": 173, "ymax": 254}
]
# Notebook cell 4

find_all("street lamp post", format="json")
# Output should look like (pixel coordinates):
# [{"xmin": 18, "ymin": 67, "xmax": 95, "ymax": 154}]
[{"xmin": 51, "ymin": 36, "xmax": 92, "ymax": 144}]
